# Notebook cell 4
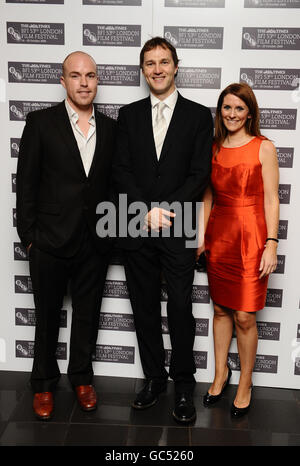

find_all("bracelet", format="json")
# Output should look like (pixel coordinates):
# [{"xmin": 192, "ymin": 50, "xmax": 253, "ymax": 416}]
[{"xmin": 266, "ymin": 238, "xmax": 279, "ymax": 243}]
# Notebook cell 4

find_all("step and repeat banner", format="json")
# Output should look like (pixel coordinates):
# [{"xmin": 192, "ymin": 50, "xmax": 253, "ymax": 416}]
[{"xmin": 0, "ymin": 0, "xmax": 300, "ymax": 389}]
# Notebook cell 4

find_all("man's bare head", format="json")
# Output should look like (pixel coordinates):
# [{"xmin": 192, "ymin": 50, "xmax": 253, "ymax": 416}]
[
  {"xmin": 62, "ymin": 51, "xmax": 97, "ymax": 77},
  {"xmin": 60, "ymin": 51, "xmax": 98, "ymax": 112}
]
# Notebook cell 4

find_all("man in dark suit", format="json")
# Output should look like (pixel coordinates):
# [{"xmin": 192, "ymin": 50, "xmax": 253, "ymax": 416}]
[
  {"xmin": 16, "ymin": 51, "xmax": 116, "ymax": 420},
  {"xmin": 113, "ymin": 37, "xmax": 213, "ymax": 423}
]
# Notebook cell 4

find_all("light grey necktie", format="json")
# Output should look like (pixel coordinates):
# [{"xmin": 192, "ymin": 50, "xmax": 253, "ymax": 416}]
[{"xmin": 153, "ymin": 101, "xmax": 167, "ymax": 160}]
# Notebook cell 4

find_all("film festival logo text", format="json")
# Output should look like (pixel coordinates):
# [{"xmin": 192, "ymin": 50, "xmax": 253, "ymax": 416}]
[
  {"xmin": 99, "ymin": 313, "xmax": 135, "ymax": 332},
  {"xmin": 259, "ymin": 109, "xmax": 297, "ymax": 131},
  {"xmin": 292, "ymin": 325, "xmax": 300, "ymax": 375},
  {"xmin": 93, "ymin": 345, "xmax": 135, "ymax": 364},
  {"xmin": 8, "ymin": 62, "xmax": 62, "ymax": 84},
  {"xmin": 242, "ymin": 27, "xmax": 300, "ymax": 50},
  {"xmin": 244, "ymin": 0, "xmax": 300, "ymax": 8},
  {"xmin": 9, "ymin": 101, "xmax": 57, "ymax": 121},
  {"xmin": 176, "ymin": 67, "xmax": 221, "ymax": 90},
  {"xmin": 265, "ymin": 288, "xmax": 283, "ymax": 308},
  {"xmin": 228, "ymin": 353, "xmax": 278, "ymax": 374},
  {"xmin": 15, "ymin": 276, "xmax": 33, "ymax": 294},
  {"xmin": 95, "ymin": 194, "xmax": 204, "ymax": 248},
  {"xmin": 164, "ymin": 26, "xmax": 223, "ymax": 49},
  {"xmin": 83, "ymin": 24, "xmax": 141, "ymax": 47},
  {"xmin": 278, "ymin": 220, "xmax": 288, "ymax": 240},
  {"xmin": 278, "ymin": 184, "xmax": 291, "ymax": 204},
  {"xmin": 257, "ymin": 321, "xmax": 281, "ymax": 341},
  {"xmin": 276, "ymin": 148, "xmax": 294, "ymax": 168},
  {"xmin": 97, "ymin": 64, "xmax": 140, "ymax": 87},
  {"xmin": 102, "ymin": 280, "xmax": 210, "ymax": 305},
  {"xmin": 83, "ymin": 0, "xmax": 142, "ymax": 4},
  {"xmin": 6, "ymin": 1, "xmax": 64, "ymax": 4},
  {"xmin": 240, "ymin": 68, "xmax": 300, "ymax": 91},
  {"xmin": 274, "ymin": 255, "xmax": 285, "ymax": 274},
  {"xmin": 7, "ymin": 22, "xmax": 64, "ymax": 45},
  {"xmin": 14, "ymin": 243, "xmax": 28, "ymax": 261},
  {"xmin": 11, "ymin": 174, "xmax": 16, "ymax": 193},
  {"xmin": 10, "ymin": 139, "xmax": 20, "ymax": 158},
  {"xmin": 16, "ymin": 341, "xmax": 67, "ymax": 359}
]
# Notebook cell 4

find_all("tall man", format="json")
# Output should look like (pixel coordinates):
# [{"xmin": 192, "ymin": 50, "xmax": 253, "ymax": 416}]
[
  {"xmin": 113, "ymin": 37, "xmax": 213, "ymax": 423},
  {"xmin": 16, "ymin": 51, "xmax": 116, "ymax": 420}
]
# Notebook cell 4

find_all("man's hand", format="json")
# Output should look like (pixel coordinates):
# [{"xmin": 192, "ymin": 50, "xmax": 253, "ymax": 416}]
[
  {"xmin": 144, "ymin": 207, "xmax": 176, "ymax": 232},
  {"xmin": 196, "ymin": 243, "xmax": 205, "ymax": 261}
]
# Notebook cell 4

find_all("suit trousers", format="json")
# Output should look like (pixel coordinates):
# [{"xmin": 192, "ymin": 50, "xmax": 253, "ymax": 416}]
[
  {"xmin": 29, "ymin": 229, "xmax": 109, "ymax": 392},
  {"xmin": 123, "ymin": 238, "xmax": 196, "ymax": 393}
]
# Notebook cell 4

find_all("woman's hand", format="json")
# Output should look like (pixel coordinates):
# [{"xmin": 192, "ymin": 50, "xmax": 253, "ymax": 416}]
[
  {"xmin": 259, "ymin": 140, "xmax": 279, "ymax": 280},
  {"xmin": 259, "ymin": 242, "xmax": 277, "ymax": 279},
  {"xmin": 196, "ymin": 243, "xmax": 205, "ymax": 261}
]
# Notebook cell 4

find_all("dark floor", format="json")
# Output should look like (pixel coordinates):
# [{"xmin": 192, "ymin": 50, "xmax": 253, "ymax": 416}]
[{"xmin": 0, "ymin": 371, "xmax": 300, "ymax": 447}]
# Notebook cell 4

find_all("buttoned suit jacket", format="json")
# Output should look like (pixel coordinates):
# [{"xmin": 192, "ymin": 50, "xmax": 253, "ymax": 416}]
[
  {"xmin": 16, "ymin": 101, "xmax": 116, "ymax": 257},
  {"xmin": 113, "ymin": 92, "xmax": 213, "ymax": 250}
]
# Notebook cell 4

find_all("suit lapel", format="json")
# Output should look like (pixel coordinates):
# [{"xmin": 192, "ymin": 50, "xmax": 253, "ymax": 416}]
[
  {"xmin": 142, "ymin": 97, "xmax": 158, "ymax": 164},
  {"xmin": 88, "ymin": 106, "xmax": 104, "ymax": 180},
  {"xmin": 53, "ymin": 101, "xmax": 87, "ymax": 178},
  {"xmin": 143, "ymin": 92, "xmax": 187, "ymax": 165},
  {"xmin": 158, "ymin": 92, "xmax": 186, "ymax": 164}
]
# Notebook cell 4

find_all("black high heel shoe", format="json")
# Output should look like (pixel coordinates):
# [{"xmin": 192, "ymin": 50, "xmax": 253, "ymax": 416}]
[
  {"xmin": 231, "ymin": 384, "xmax": 253, "ymax": 418},
  {"xmin": 203, "ymin": 366, "xmax": 232, "ymax": 406}
]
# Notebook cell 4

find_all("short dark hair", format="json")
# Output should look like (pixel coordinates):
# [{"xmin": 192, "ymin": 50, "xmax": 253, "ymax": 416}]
[{"xmin": 139, "ymin": 36, "xmax": 179, "ymax": 69}]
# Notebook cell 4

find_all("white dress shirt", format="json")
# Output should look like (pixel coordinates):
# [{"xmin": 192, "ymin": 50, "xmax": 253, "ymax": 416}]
[{"xmin": 65, "ymin": 99, "xmax": 96, "ymax": 176}]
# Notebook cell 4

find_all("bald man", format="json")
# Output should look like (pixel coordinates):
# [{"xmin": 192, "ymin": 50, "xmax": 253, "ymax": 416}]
[{"xmin": 16, "ymin": 52, "xmax": 116, "ymax": 420}]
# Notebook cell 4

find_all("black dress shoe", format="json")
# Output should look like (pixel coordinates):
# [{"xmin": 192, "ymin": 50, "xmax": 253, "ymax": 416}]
[
  {"xmin": 203, "ymin": 366, "xmax": 232, "ymax": 406},
  {"xmin": 172, "ymin": 393, "xmax": 196, "ymax": 424},
  {"xmin": 231, "ymin": 385, "xmax": 253, "ymax": 418},
  {"xmin": 231, "ymin": 402, "xmax": 250, "ymax": 418},
  {"xmin": 132, "ymin": 379, "xmax": 167, "ymax": 410}
]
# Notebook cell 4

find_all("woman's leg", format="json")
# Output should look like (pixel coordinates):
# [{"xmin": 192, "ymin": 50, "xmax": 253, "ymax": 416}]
[
  {"xmin": 208, "ymin": 303, "xmax": 234, "ymax": 395},
  {"xmin": 233, "ymin": 311, "xmax": 257, "ymax": 408}
]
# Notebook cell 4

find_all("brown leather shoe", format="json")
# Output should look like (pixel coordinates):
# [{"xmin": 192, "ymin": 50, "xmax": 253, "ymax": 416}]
[
  {"xmin": 75, "ymin": 385, "xmax": 97, "ymax": 411},
  {"xmin": 33, "ymin": 392, "xmax": 54, "ymax": 420}
]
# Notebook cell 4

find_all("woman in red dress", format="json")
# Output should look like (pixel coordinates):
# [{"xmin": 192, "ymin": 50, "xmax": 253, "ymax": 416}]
[{"xmin": 198, "ymin": 83, "xmax": 279, "ymax": 417}]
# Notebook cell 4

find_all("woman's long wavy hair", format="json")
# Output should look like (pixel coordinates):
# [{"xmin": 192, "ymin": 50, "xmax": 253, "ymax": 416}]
[{"xmin": 214, "ymin": 82, "xmax": 263, "ymax": 154}]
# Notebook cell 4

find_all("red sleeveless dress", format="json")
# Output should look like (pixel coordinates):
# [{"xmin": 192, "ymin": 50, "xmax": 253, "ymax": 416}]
[{"xmin": 205, "ymin": 137, "xmax": 268, "ymax": 312}]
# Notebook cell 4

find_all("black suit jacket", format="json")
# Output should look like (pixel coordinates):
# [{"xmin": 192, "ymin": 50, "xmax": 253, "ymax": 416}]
[
  {"xmin": 16, "ymin": 101, "xmax": 116, "ymax": 257},
  {"xmin": 112, "ymin": 92, "xmax": 213, "ymax": 250}
]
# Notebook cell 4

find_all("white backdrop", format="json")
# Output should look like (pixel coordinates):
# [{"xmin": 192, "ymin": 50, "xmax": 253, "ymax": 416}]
[{"xmin": 0, "ymin": 0, "xmax": 300, "ymax": 389}]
